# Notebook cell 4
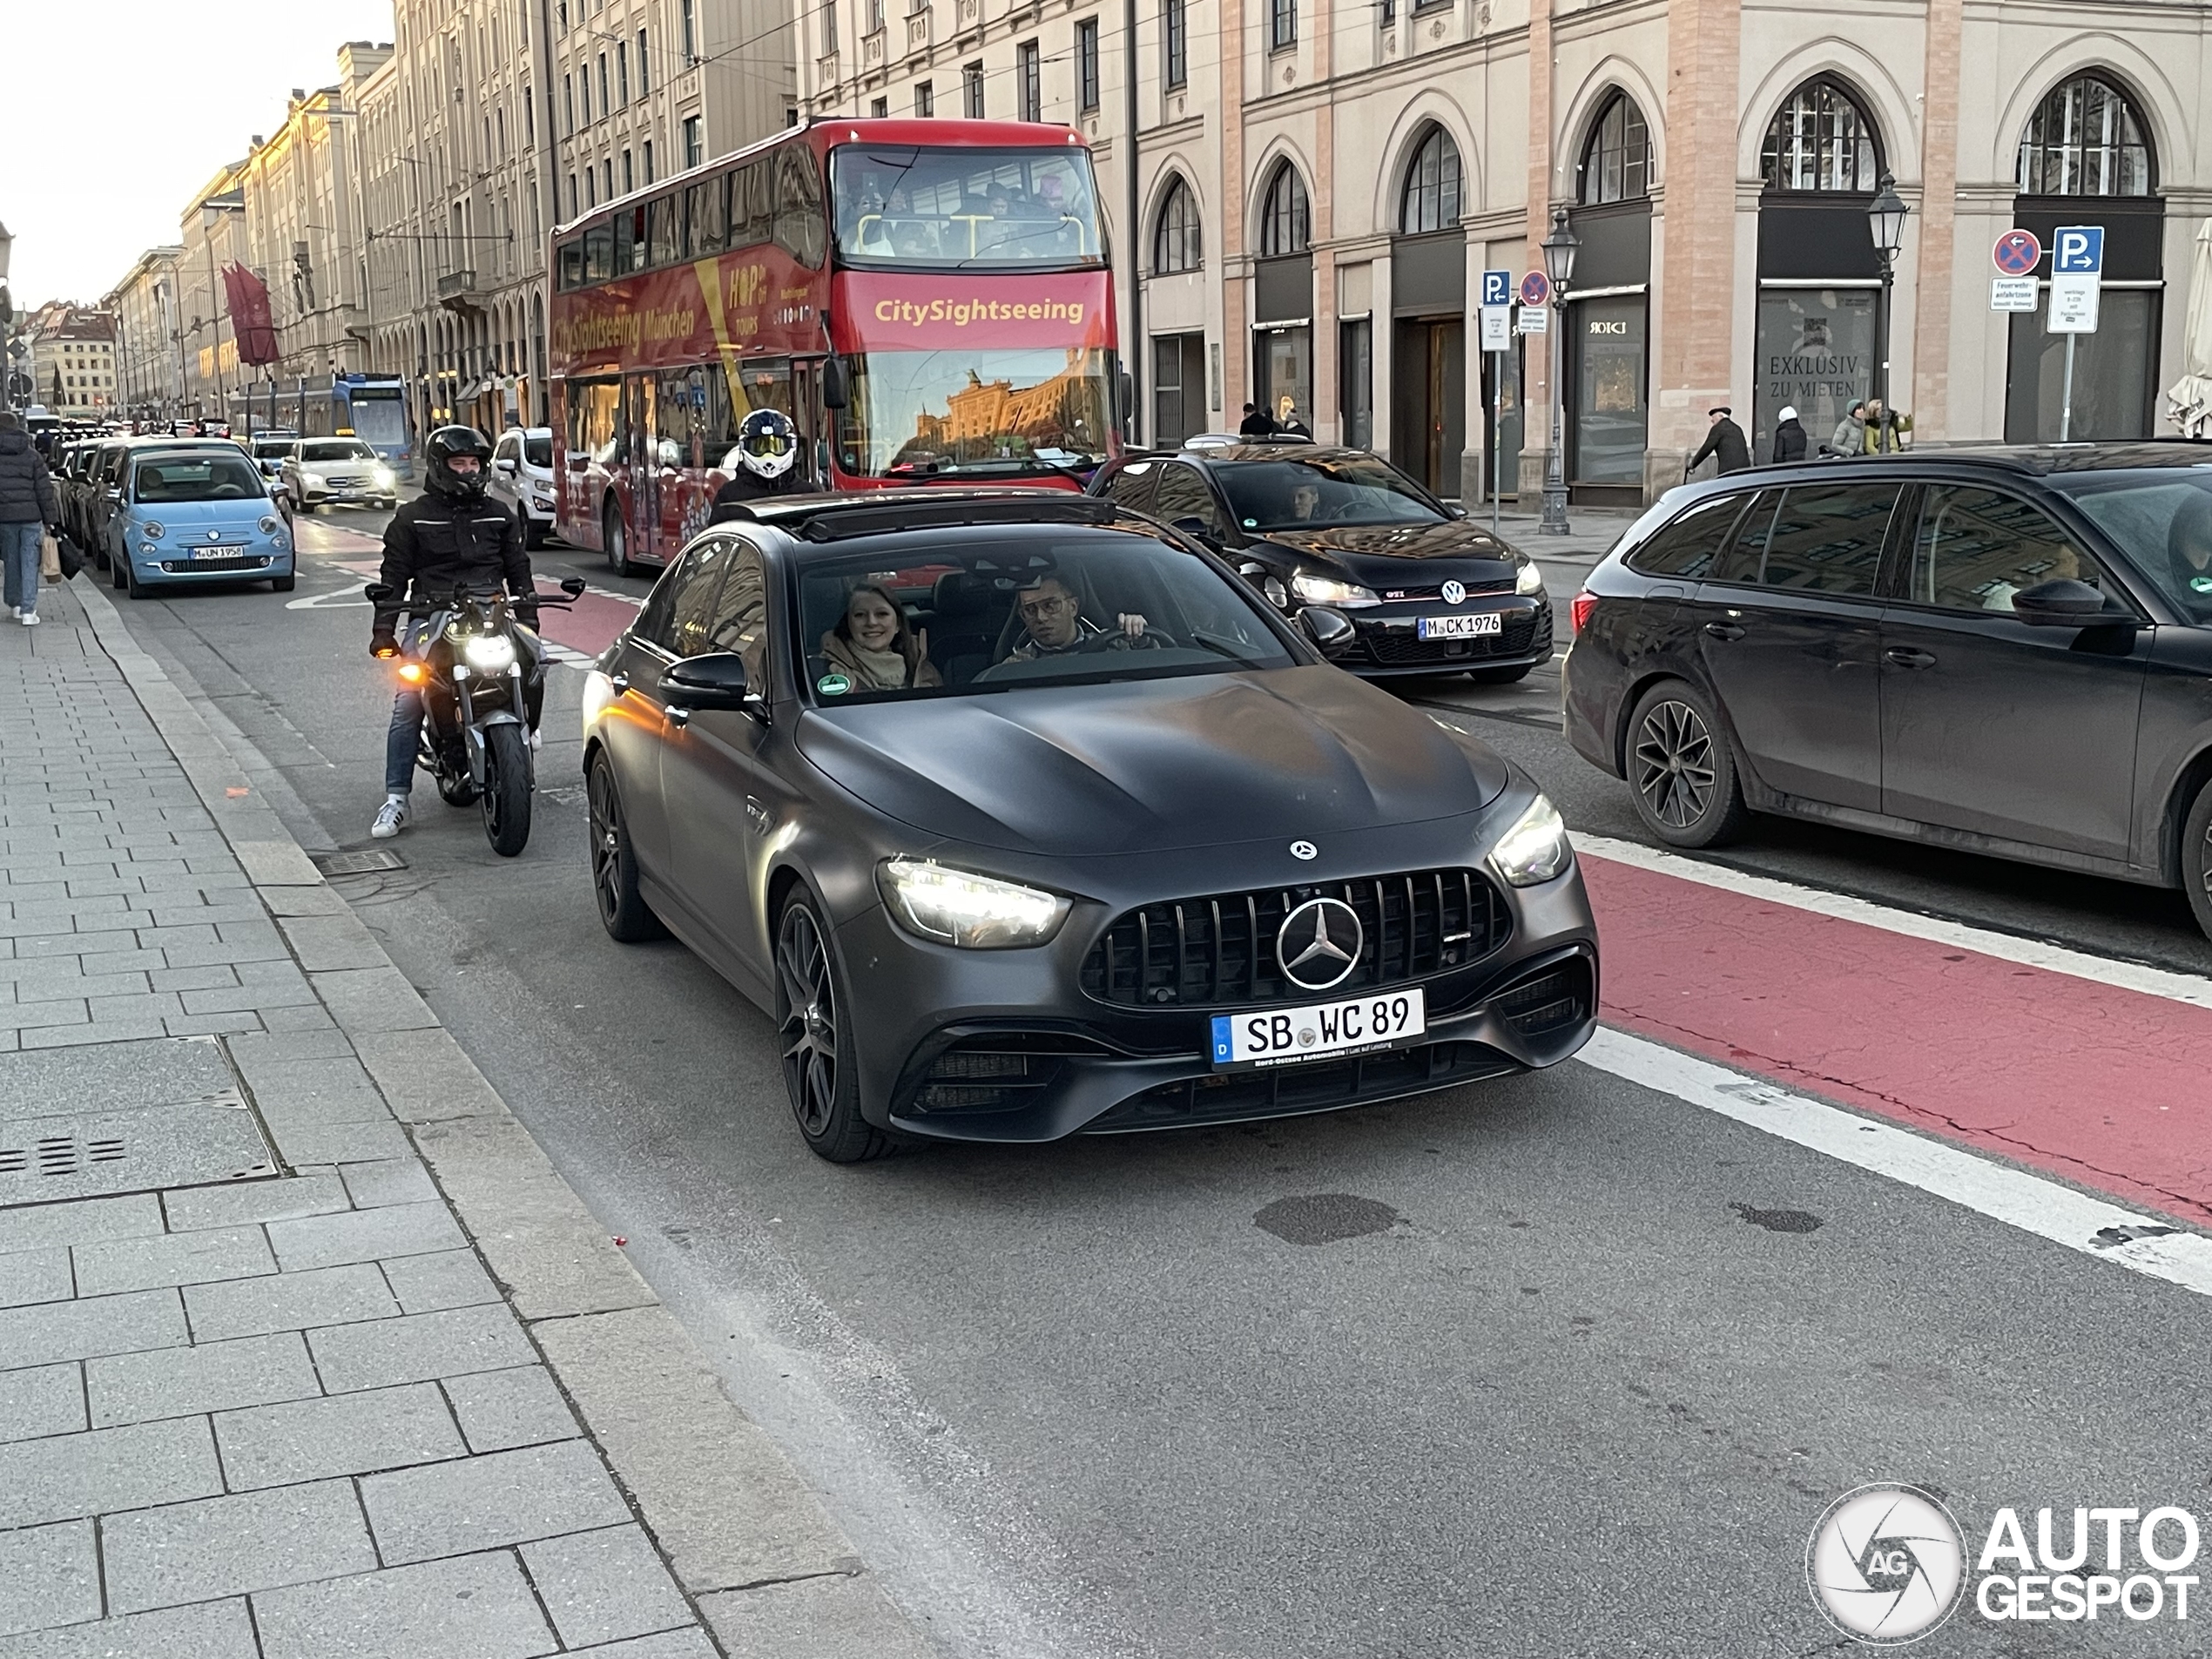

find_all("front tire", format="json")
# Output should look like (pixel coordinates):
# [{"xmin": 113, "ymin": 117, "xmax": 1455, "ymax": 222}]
[
  {"xmin": 111, "ymin": 547, "xmax": 128, "ymax": 589},
  {"xmin": 271, "ymin": 570, "xmax": 296, "ymax": 592},
  {"xmin": 481, "ymin": 724, "xmax": 532, "ymax": 857},
  {"xmin": 1625, "ymin": 680, "xmax": 1752, "ymax": 848},
  {"xmin": 587, "ymin": 752, "xmax": 664, "ymax": 942},
  {"xmin": 2181, "ymin": 776, "xmax": 2212, "ymax": 943},
  {"xmin": 775, "ymin": 894, "xmax": 897, "ymax": 1163},
  {"xmin": 603, "ymin": 502, "xmax": 635, "ymax": 577},
  {"xmin": 125, "ymin": 561, "xmax": 153, "ymax": 601}
]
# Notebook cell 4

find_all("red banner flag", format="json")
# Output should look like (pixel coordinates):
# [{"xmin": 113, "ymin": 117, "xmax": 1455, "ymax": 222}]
[{"xmin": 223, "ymin": 264, "xmax": 280, "ymax": 366}]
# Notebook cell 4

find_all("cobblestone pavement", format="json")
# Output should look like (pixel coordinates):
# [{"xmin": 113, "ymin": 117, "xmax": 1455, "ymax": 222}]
[{"xmin": 0, "ymin": 581, "xmax": 932, "ymax": 1657}]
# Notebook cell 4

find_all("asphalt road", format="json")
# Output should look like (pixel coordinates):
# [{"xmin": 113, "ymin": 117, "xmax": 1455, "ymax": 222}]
[{"xmin": 101, "ymin": 501, "xmax": 2212, "ymax": 1659}]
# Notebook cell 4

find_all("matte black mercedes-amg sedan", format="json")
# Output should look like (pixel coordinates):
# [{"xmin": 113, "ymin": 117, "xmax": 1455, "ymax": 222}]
[{"xmin": 580, "ymin": 490, "xmax": 1597, "ymax": 1160}]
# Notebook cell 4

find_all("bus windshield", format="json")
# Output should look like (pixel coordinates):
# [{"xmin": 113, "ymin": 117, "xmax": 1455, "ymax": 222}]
[
  {"xmin": 839, "ymin": 348, "xmax": 1116, "ymax": 479},
  {"xmin": 831, "ymin": 146, "xmax": 1105, "ymax": 268},
  {"xmin": 345, "ymin": 391, "xmax": 408, "ymax": 452}
]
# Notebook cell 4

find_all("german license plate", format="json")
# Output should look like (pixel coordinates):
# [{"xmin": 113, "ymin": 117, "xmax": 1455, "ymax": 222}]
[
  {"xmin": 1419, "ymin": 612, "xmax": 1502, "ymax": 640},
  {"xmin": 188, "ymin": 546, "xmax": 245, "ymax": 561},
  {"xmin": 1211, "ymin": 988, "xmax": 1426, "ymax": 1069}
]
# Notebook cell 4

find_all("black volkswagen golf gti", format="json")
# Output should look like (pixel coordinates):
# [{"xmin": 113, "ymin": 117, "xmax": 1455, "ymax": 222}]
[
  {"xmin": 1564, "ymin": 445, "xmax": 2212, "ymax": 940},
  {"xmin": 583, "ymin": 491, "xmax": 1596, "ymax": 1159}
]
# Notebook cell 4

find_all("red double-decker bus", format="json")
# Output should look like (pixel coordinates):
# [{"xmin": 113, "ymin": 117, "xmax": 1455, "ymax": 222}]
[{"xmin": 547, "ymin": 118, "xmax": 1122, "ymax": 573}]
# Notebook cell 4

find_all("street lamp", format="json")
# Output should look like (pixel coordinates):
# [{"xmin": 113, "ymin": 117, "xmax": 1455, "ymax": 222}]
[
  {"xmin": 1866, "ymin": 171, "xmax": 1909, "ymax": 426},
  {"xmin": 1538, "ymin": 205, "xmax": 1580, "ymax": 536}
]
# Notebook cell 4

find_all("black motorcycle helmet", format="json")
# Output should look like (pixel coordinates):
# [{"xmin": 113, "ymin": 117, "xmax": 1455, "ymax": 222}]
[{"xmin": 423, "ymin": 425, "xmax": 495, "ymax": 502}]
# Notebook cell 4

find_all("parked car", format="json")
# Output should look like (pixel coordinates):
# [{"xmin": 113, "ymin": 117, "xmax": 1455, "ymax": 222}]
[
  {"xmin": 248, "ymin": 434, "xmax": 299, "ymax": 482},
  {"xmin": 105, "ymin": 445, "xmax": 295, "ymax": 598},
  {"xmin": 1563, "ymin": 444, "xmax": 2212, "ymax": 940},
  {"xmin": 1090, "ymin": 442, "xmax": 1553, "ymax": 682},
  {"xmin": 488, "ymin": 427, "xmax": 557, "ymax": 548},
  {"xmin": 83, "ymin": 435, "xmax": 218, "ymax": 571},
  {"xmin": 580, "ymin": 489, "xmax": 1596, "ymax": 1160},
  {"xmin": 282, "ymin": 437, "xmax": 398, "ymax": 511}
]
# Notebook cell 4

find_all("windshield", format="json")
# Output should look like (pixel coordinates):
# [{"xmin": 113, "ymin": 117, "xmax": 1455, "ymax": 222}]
[
  {"xmin": 840, "ymin": 348, "xmax": 1116, "ymax": 478},
  {"xmin": 301, "ymin": 440, "xmax": 377, "ymax": 463},
  {"xmin": 795, "ymin": 529, "xmax": 1296, "ymax": 701},
  {"xmin": 831, "ymin": 146, "xmax": 1104, "ymax": 268},
  {"xmin": 133, "ymin": 454, "xmax": 266, "ymax": 502},
  {"xmin": 523, "ymin": 433, "xmax": 552, "ymax": 468},
  {"xmin": 2058, "ymin": 469, "xmax": 2212, "ymax": 622},
  {"xmin": 253, "ymin": 441, "xmax": 294, "ymax": 460},
  {"xmin": 1215, "ymin": 456, "xmax": 1447, "ymax": 532}
]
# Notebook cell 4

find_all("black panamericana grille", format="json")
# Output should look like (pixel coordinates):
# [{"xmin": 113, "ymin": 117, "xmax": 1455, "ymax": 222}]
[
  {"xmin": 1363, "ymin": 608, "xmax": 1548, "ymax": 666},
  {"xmin": 1080, "ymin": 868, "xmax": 1513, "ymax": 1008}
]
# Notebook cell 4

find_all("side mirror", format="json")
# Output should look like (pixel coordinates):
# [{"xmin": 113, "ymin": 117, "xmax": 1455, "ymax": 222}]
[
  {"xmin": 1171, "ymin": 515, "xmax": 1222, "ymax": 550},
  {"xmin": 363, "ymin": 583, "xmax": 395, "ymax": 603},
  {"xmin": 660, "ymin": 651, "xmax": 752, "ymax": 711},
  {"xmin": 2011, "ymin": 578, "xmax": 2111, "ymax": 628},
  {"xmin": 559, "ymin": 577, "xmax": 587, "ymax": 597},
  {"xmin": 1301, "ymin": 606, "xmax": 1356, "ymax": 648},
  {"xmin": 494, "ymin": 457, "xmax": 517, "ymax": 474},
  {"xmin": 821, "ymin": 355, "xmax": 850, "ymax": 410},
  {"xmin": 1445, "ymin": 502, "xmax": 1468, "ymax": 520}
]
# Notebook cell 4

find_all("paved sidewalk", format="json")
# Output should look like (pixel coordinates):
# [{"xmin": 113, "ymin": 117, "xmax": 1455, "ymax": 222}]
[{"xmin": 0, "ymin": 581, "xmax": 933, "ymax": 1657}]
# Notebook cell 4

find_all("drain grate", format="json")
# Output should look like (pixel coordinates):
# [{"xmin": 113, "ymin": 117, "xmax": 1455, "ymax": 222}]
[{"xmin": 314, "ymin": 848, "xmax": 407, "ymax": 875}]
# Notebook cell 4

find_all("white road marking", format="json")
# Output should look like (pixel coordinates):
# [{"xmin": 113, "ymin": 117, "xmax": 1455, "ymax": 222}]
[
  {"xmin": 283, "ymin": 587, "xmax": 374, "ymax": 611},
  {"xmin": 1580, "ymin": 1028, "xmax": 2212, "ymax": 1295},
  {"xmin": 1575, "ymin": 832, "xmax": 2212, "ymax": 1010}
]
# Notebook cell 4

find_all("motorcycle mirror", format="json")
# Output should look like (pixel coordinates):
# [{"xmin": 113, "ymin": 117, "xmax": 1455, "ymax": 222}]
[
  {"xmin": 363, "ymin": 583, "xmax": 394, "ymax": 603},
  {"xmin": 559, "ymin": 577, "xmax": 586, "ymax": 597}
]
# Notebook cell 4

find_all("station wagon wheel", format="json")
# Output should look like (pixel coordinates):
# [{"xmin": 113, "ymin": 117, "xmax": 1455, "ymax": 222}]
[
  {"xmin": 774, "ymin": 894, "xmax": 898, "ymax": 1163},
  {"xmin": 2182, "ymin": 777, "xmax": 2212, "ymax": 945},
  {"xmin": 1626, "ymin": 681, "xmax": 1750, "ymax": 849}
]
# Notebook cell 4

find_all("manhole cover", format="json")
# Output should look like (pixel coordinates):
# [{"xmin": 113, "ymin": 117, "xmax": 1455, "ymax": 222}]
[
  {"xmin": 0, "ymin": 1039, "xmax": 279, "ymax": 1207},
  {"xmin": 314, "ymin": 848, "xmax": 407, "ymax": 875}
]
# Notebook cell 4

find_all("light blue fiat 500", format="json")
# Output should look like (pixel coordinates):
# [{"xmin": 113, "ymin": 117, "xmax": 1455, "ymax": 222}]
[{"xmin": 108, "ymin": 447, "xmax": 295, "ymax": 599}]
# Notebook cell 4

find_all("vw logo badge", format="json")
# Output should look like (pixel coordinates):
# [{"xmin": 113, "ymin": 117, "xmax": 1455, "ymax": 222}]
[
  {"xmin": 1277, "ymin": 897, "xmax": 1363, "ymax": 991},
  {"xmin": 1289, "ymin": 840, "xmax": 1318, "ymax": 860},
  {"xmin": 1440, "ymin": 579, "xmax": 1467, "ymax": 605}
]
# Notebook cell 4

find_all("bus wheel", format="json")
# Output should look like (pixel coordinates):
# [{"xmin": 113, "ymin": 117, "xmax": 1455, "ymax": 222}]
[{"xmin": 603, "ymin": 502, "xmax": 634, "ymax": 578}]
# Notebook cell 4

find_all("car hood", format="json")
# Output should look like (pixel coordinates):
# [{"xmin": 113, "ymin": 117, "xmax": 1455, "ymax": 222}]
[
  {"xmin": 132, "ymin": 499, "xmax": 274, "ymax": 528},
  {"xmin": 1259, "ymin": 521, "xmax": 1521, "ymax": 589},
  {"xmin": 796, "ymin": 665, "xmax": 1510, "ymax": 857}
]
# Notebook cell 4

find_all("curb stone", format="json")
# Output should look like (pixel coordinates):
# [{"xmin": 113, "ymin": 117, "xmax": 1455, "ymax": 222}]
[{"xmin": 73, "ymin": 575, "xmax": 939, "ymax": 1657}]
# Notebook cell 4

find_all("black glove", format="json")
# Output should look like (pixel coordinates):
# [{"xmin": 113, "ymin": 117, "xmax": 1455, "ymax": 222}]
[{"xmin": 370, "ymin": 628, "xmax": 399, "ymax": 660}]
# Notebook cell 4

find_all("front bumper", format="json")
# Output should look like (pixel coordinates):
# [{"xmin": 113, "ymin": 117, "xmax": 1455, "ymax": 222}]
[
  {"xmin": 300, "ymin": 482, "xmax": 395, "ymax": 504},
  {"xmin": 837, "ymin": 838, "xmax": 1597, "ymax": 1143},
  {"xmin": 132, "ymin": 543, "xmax": 292, "ymax": 580},
  {"xmin": 1312, "ymin": 597, "xmax": 1554, "ymax": 677}
]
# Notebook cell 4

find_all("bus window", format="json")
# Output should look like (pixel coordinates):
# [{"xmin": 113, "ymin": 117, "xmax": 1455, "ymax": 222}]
[
  {"xmin": 624, "ymin": 207, "xmax": 649, "ymax": 273},
  {"xmin": 832, "ymin": 145, "xmax": 1105, "ymax": 267},
  {"xmin": 557, "ymin": 238, "xmax": 585, "ymax": 291},
  {"xmin": 568, "ymin": 377, "xmax": 624, "ymax": 468},
  {"xmin": 773, "ymin": 150, "xmax": 826, "ymax": 268},
  {"xmin": 583, "ymin": 225, "xmax": 613, "ymax": 283},
  {"xmin": 657, "ymin": 368, "xmax": 702, "ymax": 468},
  {"xmin": 687, "ymin": 175, "xmax": 728, "ymax": 256},
  {"xmin": 705, "ymin": 358, "xmax": 792, "ymax": 467},
  {"xmin": 733, "ymin": 162, "xmax": 772, "ymax": 247},
  {"xmin": 647, "ymin": 196, "xmax": 680, "ymax": 267}
]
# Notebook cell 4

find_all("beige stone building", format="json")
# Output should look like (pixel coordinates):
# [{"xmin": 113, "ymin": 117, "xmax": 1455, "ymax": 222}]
[
  {"xmin": 802, "ymin": 0, "xmax": 2212, "ymax": 502},
  {"xmin": 175, "ymin": 164, "xmax": 251, "ymax": 423},
  {"xmin": 27, "ymin": 307, "xmax": 119, "ymax": 419},
  {"xmin": 104, "ymin": 248, "xmax": 188, "ymax": 421}
]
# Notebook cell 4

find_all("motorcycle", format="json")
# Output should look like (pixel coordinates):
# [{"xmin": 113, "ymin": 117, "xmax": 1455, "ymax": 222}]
[{"xmin": 365, "ymin": 576, "xmax": 588, "ymax": 856}]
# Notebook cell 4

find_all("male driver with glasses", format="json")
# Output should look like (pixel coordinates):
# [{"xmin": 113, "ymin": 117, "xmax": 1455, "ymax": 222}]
[{"xmin": 1003, "ymin": 569, "xmax": 1150, "ymax": 660}]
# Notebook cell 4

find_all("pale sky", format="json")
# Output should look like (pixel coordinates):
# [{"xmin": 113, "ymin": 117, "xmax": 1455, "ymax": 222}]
[{"xmin": 3, "ymin": 2, "xmax": 400, "ymax": 307}]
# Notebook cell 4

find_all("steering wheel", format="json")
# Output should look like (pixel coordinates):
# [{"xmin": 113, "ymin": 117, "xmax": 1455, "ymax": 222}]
[{"xmin": 1099, "ymin": 626, "xmax": 1170, "ymax": 652}]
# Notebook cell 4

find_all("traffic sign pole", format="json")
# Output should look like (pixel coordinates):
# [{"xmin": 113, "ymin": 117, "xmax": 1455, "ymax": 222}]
[
  {"xmin": 2048, "ymin": 226, "xmax": 2104, "ymax": 442},
  {"xmin": 1480, "ymin": 271, "xmax": 1511, "ymax": 532},
  {"xmin": 2061, "ymin": 334, "xmax": 2077, "ymax": 442}
]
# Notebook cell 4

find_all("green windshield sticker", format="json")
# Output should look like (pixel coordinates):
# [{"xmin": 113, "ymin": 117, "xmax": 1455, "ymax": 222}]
[
  {"xmin": 817, "ymin": 672, "xmax": 853, "ymax": 696},
  {"xmin": 2191, "ymin": 577, "xmax": 2212, "ymax": 593}
]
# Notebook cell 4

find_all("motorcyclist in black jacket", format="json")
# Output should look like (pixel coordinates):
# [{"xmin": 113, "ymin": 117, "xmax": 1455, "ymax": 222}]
[
  {"xmin": 708, "ymin": 408, "xmax": 805, "ymax": 523},
  {"xmin": 368, "ymin": 426, "xmax": 535, "ymax": 839}
]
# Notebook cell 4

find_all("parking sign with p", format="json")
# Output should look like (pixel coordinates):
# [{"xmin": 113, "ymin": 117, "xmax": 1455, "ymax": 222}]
[{"xmin": 2054, "ymin": 226, "xmax": 2104, "ymax": 274}]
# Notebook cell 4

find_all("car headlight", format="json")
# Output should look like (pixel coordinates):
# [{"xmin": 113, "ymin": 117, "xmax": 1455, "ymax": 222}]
[
  {"xmin": 1487, "ymin": 794, "xmax": 1573, "ymax": 887},
  {"xmin": 1514, "ymin": 560, "xmax": 1546, "ymax": 597},
  {"xmin": 373, "ymin": 465, "xmax": 395, "ymax": 488},
  {"xmin": 462, "ymin": 636, "xmax": 517, "ymax": 672},
  {"xmin": 302, "ymin": 471, "xmax": 327, "ymax": 487},
  {"xmin": 141, "ymin": 520, "xmax": 165, "ymax": 539},
  {"xmin": 258, "ymin": 515, "xmax": 281, "ymax": 535},
  {"xmin": 1291, "ymin": 573, "xmax": 1381, "ymax": 608},
  {"xmin": 877, "ymin": 859, "xmax": 1070, "ymax": 948}
]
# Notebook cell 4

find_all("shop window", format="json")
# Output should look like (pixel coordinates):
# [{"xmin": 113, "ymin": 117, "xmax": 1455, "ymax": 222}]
[
  {"xmin": 1761, "ymin": 79, "xmax": 1880, "ymax": 193},
  {"xmin": 1399, "ymin": 126, "xmax": 1461, "ymax": 235},
  {"xmin": 2018, "ymin": 74, "xmax": 2152, "ymax": 197}
]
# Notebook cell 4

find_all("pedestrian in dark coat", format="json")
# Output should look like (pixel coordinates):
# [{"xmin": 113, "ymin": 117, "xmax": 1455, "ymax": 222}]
[
  {"xmin": 1688, "ymin": 406, "xmax": 1751, "ymax": 475},
  {"xmin": 1770, "ymin": 405, "xmax": 1809, "ymax": 463},
  {"xmin": 0, "ymin": 413, "xmax": 59, "ymax": 625},
  {"xmin": 1238, "ymin": 402, "xmax": 1276, "ymax": 439}
]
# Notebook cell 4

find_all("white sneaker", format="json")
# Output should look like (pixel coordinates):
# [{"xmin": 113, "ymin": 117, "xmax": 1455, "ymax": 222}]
[
  {"xmin": 18, "ymin": 612, "xmax": 39, "ymax": 627},
  {"xmin": 8, "ymin": 605, "xmax": 17, "ymax": 617},
  {"xmin": 369, "ymin": 795, "xmax": 409, "ymax": 839}
]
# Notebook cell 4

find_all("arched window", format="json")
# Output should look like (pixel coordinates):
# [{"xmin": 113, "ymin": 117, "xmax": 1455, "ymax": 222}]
[
  {"xmin": 2018, "ymin": 74, "xmax": 2152, "ymax": 196},
  {"xmin": 1258, "ymin": 163, "xmax": 1310, "ymax": 256},
  {"xmin": 1153, "ymin": 176, "xmax": 1202, "ymax": 273},
  {"xmin": 1399, "ymin": 126, "xmax": 1463, "ymax": 234},
  {"xmin": 1760, "ymin": 78, "xmax": 1879, "ymax": 192},
  {"xmin": 1578, "ymin": 94, "xmax": 1650, "ymax": 205}
]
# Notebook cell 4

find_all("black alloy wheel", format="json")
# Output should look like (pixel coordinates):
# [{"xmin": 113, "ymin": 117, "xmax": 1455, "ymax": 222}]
[
  {"xmin": 2182, "ymin": 777, "xmax": 2212, "ymax": 943},
  {"xmin": 1627, "ymin": 680, "xmax": 1750, "ymax": 848},
  {"xmin": 586, "ymin": 753, "xmax": 664, "ymax": 941},
  {"xmin": 774, "ymin": 894, "xmax": 895, "ymax": 1163},
  {"xmin": 481, "ymin": 724, "xmax": 533, "ymax": 857}
]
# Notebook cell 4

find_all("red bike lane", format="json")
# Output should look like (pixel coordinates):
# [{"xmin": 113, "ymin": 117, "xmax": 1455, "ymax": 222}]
[{"xmin": 1579, "ymin": 843, "xmax": 2212, "ymax": 1227}]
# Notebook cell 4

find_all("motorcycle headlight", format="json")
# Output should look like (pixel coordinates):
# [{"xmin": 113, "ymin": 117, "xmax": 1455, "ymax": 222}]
[
  {"xmin": 1514, "ymin": 559, "xmax": 1546, "ymax": 597},
  {"xmin": 1291, "ymin": 574, "xmax": 1381, "ymax": 609},
  {"xmin": 141, "ymin": 520, "xmax": 165, "ymax": 540},
  {"xmin": 1487, "ymin": 794, "xmax": 1573, "ymax": 888},
  {"xmin": 258, "ymin": 516, "xmax": 280, "ymax": 535},
  {"xmin": 877, "ymin": 859, "xmax": 1069, "ymax": 948},
  {"xmin": 462, "ymin": 636, "xmax": 518, "ymax": 672}
]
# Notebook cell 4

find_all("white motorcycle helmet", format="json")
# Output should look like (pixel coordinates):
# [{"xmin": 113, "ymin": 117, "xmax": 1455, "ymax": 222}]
[{"xmin": 737, "ymin": 408, "xmax": 798, "ymax": 482}]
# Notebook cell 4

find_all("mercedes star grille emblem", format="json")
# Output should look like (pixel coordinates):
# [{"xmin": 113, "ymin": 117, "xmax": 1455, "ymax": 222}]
[
  {"xmin": 1277, "ymin": 897, "xmax": 1363, "ymax": 992},
  {"xmin": 1441, "ymin": 579, "xmax": 1467, "ymax": 605},
  {"xmin": 1289, "ymin": 840, "xmax": 1318, "ymax": 860}
]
